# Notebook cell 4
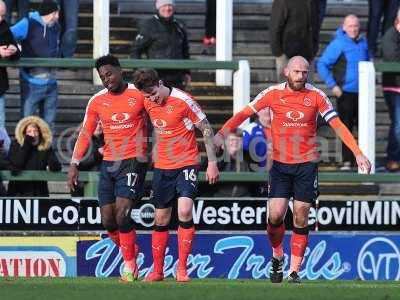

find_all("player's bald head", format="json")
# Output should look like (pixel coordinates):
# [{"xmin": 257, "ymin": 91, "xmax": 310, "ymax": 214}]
[
  {"xmin": 286, "ymin": 56, "xmax": 309, "ymax": 72},
  {"xmin": 284, "ymin": 56, "xmax": 309, "ymax": 91}
]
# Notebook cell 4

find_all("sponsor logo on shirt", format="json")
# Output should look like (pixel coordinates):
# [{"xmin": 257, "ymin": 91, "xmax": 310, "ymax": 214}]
[
  {"xmin": 282, "ymin": 110, "xmax": 308, "ymax": 127},
  {"xmin": 111, "ymin": 113, "xmax": 130, "ymax": 123},
  {"xmin": 110, "ymin": 113, "xmax": 134, "ymax": 129},
  {"xmin": 152, "ymin": 119, "xmax": 167, "ymax": 128},
  {"xmin": 152, "ymin": 119, "xmax": 172, "ymax": 135}
]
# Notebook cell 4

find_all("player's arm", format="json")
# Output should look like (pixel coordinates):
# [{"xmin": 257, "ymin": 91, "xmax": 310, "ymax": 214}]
[
  {"xmin": 328, "ymin": 117, "xmax": 371, "ymax": 173},
  {"xmin": 214, "ymin": 92, "xmax": 271, "ymax": 148},
  {"xmin": 317, "ymin": 90, "xmax": 371, "ymax": 173},
  {"xmin": 68, "ymin": 103, "xmax": 99, "ymax": 191},
  {"xmin": 195, "ymin": 118, "xmax": 219, "ymax": 184}
]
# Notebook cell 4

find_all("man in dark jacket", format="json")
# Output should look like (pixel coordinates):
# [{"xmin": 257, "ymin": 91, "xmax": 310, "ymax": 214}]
[
  {"xmin": 11, "ymin": 0, "xmax": 60, "ymax": 133},
  {"xmin": 317, "ymin": 14, "xmax": 369, "ymax": 170},
  {"xmin": 382, "ymin": 9, "xmax": 400, "ymax": 171},
  {"xmin": 131, "ymin": 0, "xmax": 191, "ymax": 90},
  {"xmin": 270, "ymin": 0, "xmax": 320, "ymax": 82},
  {"xmin": 0, "ymin": 0, "xmax": 20, "ymax": 129}
]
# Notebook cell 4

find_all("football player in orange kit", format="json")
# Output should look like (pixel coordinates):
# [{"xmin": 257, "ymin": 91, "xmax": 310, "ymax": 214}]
[
  {"xmin": 133, "ymin": 68, "xmax": 219, "ymax": 282},
  {"xmin": 214, "ymin": 56, "xmax": 371, "ymax": 283},
  {"xmin": 68, "ymin": 55, "xmax": 147, "ymax": 282}
]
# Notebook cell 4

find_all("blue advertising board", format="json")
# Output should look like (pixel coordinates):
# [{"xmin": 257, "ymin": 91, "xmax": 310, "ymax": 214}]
[{"xmin": 77, "ymin": 233, "xmax": 400, "ymax": 280}]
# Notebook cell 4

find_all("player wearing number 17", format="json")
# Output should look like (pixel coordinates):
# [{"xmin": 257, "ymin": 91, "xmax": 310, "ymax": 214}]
[
  {"xmin": 133, "ymin": 68, "xmax": 219, "ymax": 282},
  {"xmin": 214, "ymin": 56, "xmax": 372, "ymax": 283},
  {"xmin": 68, "ymin": 55, "xmax": 148, "ymax": 283}
]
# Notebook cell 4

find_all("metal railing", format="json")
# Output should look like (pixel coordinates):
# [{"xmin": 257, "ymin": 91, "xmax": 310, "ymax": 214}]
[
  {"xmin": 1, "ymin": 170, "xmax": 400, "ymax": 198},
  {"xmin": 0, "ymin": 57, "xmax": 250, "ymax": 115}
]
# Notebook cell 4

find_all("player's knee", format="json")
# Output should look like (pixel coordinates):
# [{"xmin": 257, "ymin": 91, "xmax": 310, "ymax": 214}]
[
  {"xmin": 154, "ymin": 214, "xmax": 171, "ymax": 226},
  {"xmin": 268, "ymin": 212, "xmax": 284, "ymax": 225},
  {"xmin": 101, "ymin": 216, "xmax": 118, "ymax": 232},
  {"xmin": 116, "ymin": 214, "xmax": 135, "ymax": 233},
  {"xmin": 178, "ymin": 207, "xmax": 192, "ymax": 221},
  {"xmin": 293, "ymin": 214, "xmax": 308, "ymax": 228},
  {"xmin": 115, "ymin": 208, "xmax": 134, "ymax": 233}
]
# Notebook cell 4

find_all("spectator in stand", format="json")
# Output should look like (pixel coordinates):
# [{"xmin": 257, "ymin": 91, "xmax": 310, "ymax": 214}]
[
  {"xmin": 317, "ymin": 14, "xmax": 369, "ymax": 171},
  {"xmin": 131, "ymin": 0, "xmax": 191, "ymax": 90},
  {"xmin": 4, "ymin": 0, "xmax": 28, "ymax": 23},
  {"xmin": 367, "ymin": 0, "xmax": 399, "ymax": 58},
  {"xmin": 71, "ymin": 121, "xmax": 104, "ymax": 197},
  {"xmin": 11, "ymin": 0, "xmax": 61, "ymax": 133},
  {"xmin": 7, "ymin": 116, "xmax": 61, "ymax": 197},
  {"xmin": 202, "ymin": 0, "xmax": 216, "ymax": 47},
  {"xmin": 56, "ymin": 0, "xmax": 79, "ymax": 58},
  {"xmin": 0, "ymin": 0, "xmax": 20, "ymax": 129},
  {"xmin": 270, "ymin": 0, "xmax": 320, "ymax": 82},
  {"xmin": 242, "ymin": 107, "xmax": 272, "ymax": 172},
  {"xmin": 213, "ymin": 131, "xmax": 253, "ymax": 197},
  {"xmin": 382, "ymin": 8, "xmax": 400, "ymax": 172}
]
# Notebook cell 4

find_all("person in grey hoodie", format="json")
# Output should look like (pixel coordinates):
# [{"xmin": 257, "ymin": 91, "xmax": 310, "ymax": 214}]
[
  {"xmin": 317, "ymin": 15, "xmax": 369, "ymax": 170},
  {"xmin": 10, "ymin": 0, "xmax": 60, "ymax": 133}
]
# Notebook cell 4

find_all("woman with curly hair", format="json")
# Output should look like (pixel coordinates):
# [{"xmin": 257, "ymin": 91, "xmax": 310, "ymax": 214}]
[{"xmin": 7, "ymin": 115, "xmax": 61, "ymax": 197}]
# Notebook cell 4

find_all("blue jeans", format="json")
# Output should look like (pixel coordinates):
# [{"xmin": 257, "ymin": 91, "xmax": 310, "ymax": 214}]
[
  {"xmin": 57, "ymin": 0, "xmax": 79, "ymax": 57},
  {"xmin": 384, "ymin": 91, "xmax": 400, "ymax": 161},
  {"xmin": 20, "ymin": 78, "xmax": 58, "ymax": 132},
  {"xmin": 0, "ymin": 96, "xmax": 5, "ymax": 128}
]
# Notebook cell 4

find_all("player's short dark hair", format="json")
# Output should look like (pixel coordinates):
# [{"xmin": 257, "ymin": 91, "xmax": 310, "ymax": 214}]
[
  {"xmin": 95, "ymin": 54, "xmax": 121, "ymax": 71},
  {"xmin": 132, "ymin": 68, "xmax": 160, "ymax": 91}
]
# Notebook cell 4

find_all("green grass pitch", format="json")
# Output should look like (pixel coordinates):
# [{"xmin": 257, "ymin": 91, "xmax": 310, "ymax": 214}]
[{"xmin": 0, "ymin": 277, "xmax": 399, "ymax": 300}]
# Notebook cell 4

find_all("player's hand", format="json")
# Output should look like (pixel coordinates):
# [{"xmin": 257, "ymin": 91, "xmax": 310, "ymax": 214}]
[
  {"xmin": 356, "ymin": 154, "xmax": 372, "ymax": 174},
  {"xmin": 332, "ymin": 86, "xmax": 343, "ymax": 98},
  {"xmin": 67, "ymin": 164, "xmax": 79, "ymax": 191},
  {"xmin": 213, "ymin": 132, "xmax": 224, "ymax": 149},
  {"xmin": 206, "ymin": 161, "xmax": 219, "ymax": 184}
]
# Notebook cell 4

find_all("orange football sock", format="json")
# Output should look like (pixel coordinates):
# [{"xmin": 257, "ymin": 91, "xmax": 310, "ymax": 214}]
[
  {"xmin": 289, "ymin": 228, "xmax": 309, "ymax": 273},
  {"xmin": 267, "ymin": 221, "xmax": 285, "ymax": 259},
  {"xmin": 119, "ymin": 230, "xmax": 137, "ymax": 271},
  {"xmin": 152, "ymin": 230, "xmax": 169, "ymax": 274},
  {"xmin": 177, "ymin": 225, "xmax": 195, "ymax": 270},
  {"xmin": 107, "ymin": 230, "xmax": 120, "ymax": 247}
]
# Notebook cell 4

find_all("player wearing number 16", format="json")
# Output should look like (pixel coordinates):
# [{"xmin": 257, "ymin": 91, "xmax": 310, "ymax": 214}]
[
  {"xmin": 133, "ymin": 68, "xmax": 219, "ymax": 282},
  {"xmin": 68, "ymin": 55, "xmax": 148, "ymax": 283}
]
